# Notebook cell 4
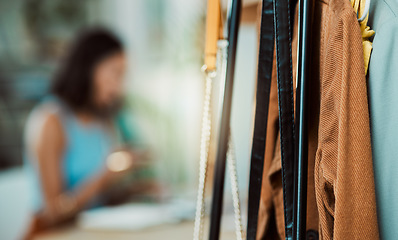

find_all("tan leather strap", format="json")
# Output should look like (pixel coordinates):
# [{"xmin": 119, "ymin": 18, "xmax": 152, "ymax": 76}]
[{"xmin": 204, "ymin": 0, "xmax": 224, "ymax": 71}]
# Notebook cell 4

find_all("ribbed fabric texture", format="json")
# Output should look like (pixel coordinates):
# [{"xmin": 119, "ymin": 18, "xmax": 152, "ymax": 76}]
[
  {"xmin": 312, "ymin": 0, "xmax": 379, "ymax": 238},
  {"xmin": 256, "ymin": 0, "xmax": 380, "ymax": 238}
]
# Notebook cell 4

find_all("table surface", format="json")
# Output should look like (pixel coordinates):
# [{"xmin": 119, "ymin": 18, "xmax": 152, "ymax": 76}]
[{"xmin": 33, "ymin": 221, "xmax": 237, "ymax": 240}]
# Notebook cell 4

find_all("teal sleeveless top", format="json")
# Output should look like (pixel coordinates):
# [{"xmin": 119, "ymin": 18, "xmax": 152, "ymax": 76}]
[{"xmin": 24, "ymin": 97, "xmax": 116, "ymax": 212}]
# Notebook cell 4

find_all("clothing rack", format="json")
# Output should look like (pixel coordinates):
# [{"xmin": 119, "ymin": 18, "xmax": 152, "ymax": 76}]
[{"xmin": 205, "ymin": 0, "xmax": 311, "ymax": 239}]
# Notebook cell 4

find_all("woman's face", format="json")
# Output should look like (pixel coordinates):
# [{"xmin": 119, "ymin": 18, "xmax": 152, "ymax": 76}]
[{"xmin": 92, "ymin": 52, "xmax": 126, "ymax": 109}]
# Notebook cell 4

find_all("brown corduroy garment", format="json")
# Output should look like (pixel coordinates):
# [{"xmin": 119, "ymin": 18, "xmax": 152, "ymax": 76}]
[
  {"xmin": 310, "ymin": 0, "xmax": 380, "ymax": 238},
  {"xmin": 256, "ymin": 0, "xmax": 380, "ymax": 238}
]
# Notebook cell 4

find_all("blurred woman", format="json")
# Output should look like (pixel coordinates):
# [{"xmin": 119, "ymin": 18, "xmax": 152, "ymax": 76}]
[{"xmin": 23, "ymin": 28, "xmax": 137, "ymax": 237}]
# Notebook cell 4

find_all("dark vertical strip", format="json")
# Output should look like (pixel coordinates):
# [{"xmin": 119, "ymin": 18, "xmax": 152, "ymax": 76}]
[
  {"xmin": 208, "ymin": 0, "xmax": 241, "ymax": 239},
  {"xmin": 273, "ymin": 0, "xmax": 295, "ymax": 238},
  {"xmin": 293, "ymin": 0, "xmax": 312, "ymax": 238},
  {"xmin": 246, "ymin": 0, "xmax": 275, "ymax": 239}
]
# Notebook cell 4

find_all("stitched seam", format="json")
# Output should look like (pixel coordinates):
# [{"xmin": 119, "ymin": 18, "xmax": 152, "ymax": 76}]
[
  {"xmin": 274, "ymin": 0, "xmax": 289, "ymax": 237},
  {"xmin": 286, "ymin": 0, "xmax": 295, "ymax": 142}
]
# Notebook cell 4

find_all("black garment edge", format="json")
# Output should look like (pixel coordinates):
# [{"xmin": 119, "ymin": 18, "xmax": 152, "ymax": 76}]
[{"xmin": 246, "ymin": 0, "xmax": 275, "ymax": 239}]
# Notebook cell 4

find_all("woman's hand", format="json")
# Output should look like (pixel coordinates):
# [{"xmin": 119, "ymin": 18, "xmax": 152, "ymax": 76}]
[
  {"xmin": 106, "ymin": 150, "xmax": 134, "ymax": 172},
  {"xmin": 101, "ymin": 150, "xmax": 136, "ymax": 186},
  {"xmin": 106, "ymin": 148, "xmax": 152, "ymax": 171}
]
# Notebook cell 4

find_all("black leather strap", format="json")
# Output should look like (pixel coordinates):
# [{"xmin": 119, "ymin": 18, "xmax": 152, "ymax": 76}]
[
  {"xmin": 246, "ymin": 0, "xmax": 275, "ymax": 239},
  {"xmin": 274, "ymin": 0, "xmax": 295, "ymax": 238}
]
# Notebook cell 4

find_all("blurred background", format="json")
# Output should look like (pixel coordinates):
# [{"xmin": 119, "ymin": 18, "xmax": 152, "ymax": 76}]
[{"xmin": 0, "ymin": 0, "xmax": 260, "ymax": 239}]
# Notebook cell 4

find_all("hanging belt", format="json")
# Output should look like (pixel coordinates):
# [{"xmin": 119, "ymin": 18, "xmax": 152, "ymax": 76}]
[
  {"xmin": 247, "ymin": 0, "xmax": 296, "ymax": 238},
  {"xmin": 274, "ymin": 0, "xmax": 295, "ymax": 238},
  {"xmin": 246, "ymin": 0, "xmax": 275, "ymax": 239}
]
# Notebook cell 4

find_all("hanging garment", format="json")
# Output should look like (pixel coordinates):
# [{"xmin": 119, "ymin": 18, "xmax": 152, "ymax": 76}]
[
  {"xmin": 256, "ymin": 12, "xmax": 320, "ymax": 237},
  {"xmin": 308, "ymin": 0, "xmax": 379, "ymax": 238},
  {"xmin": 255, "ymin": 2, "xmax": 304, "ymax": 239},
  {"xmin": 257, "ymin": 0, "xmax": 380, "ymax": 238},
  {"xmin": 367, "ymin": 0, "xmax": 398, "ymax": 239}
]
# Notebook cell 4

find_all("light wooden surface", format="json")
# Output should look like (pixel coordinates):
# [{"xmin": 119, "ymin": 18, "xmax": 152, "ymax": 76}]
[{"xmin": 34, "ymin": 221, "xmax": 237, "ymax": 240}]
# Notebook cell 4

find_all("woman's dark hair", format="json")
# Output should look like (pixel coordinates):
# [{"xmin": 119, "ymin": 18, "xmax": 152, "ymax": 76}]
[{"xmin": 51, "ymin": 28, "xmax": 123, "ymax": 117}]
